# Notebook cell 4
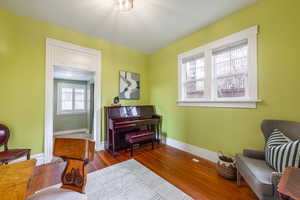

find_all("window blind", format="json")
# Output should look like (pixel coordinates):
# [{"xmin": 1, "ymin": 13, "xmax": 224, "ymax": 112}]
[{"xmin": 182, "ymin": 53, "xmax": 204, "ymax": 64}]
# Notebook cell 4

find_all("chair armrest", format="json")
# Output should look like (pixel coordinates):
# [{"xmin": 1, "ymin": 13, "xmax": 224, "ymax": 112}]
[
  {"xmin": 243, "ymin": 149, "xmax": 265, "ymax": 160},
  {"xmin": 272, "ymin": 172, "xmax": 282, "ymax": 200}
]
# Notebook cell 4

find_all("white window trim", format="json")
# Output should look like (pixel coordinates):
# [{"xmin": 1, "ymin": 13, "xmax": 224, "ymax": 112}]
[
  {"xmin": 57, "ymin": 82, "xmax": 87, "ymax": 115},
  {"xmin": 178, "ymin": 25, "xmax": 261, "ymax": 108}
]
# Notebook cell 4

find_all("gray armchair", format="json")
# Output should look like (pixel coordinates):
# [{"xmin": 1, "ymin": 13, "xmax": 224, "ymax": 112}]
[{"xmin": 236, "ymin": 120, "xmax": 300, "ymax": 200}]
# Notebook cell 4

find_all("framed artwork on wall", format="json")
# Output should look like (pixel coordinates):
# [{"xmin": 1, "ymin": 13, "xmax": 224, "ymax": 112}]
[{"xmin": 119, "ymin": 71, "xmax": 140, "ymax": 99}]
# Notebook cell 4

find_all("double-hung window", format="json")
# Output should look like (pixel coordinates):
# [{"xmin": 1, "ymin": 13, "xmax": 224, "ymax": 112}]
[
  {"xmin": 57, "ymin": 83, "xmax": 87, "ymax": 114},
  {"xmin": 182, "ymin": 54, "xmax": 206, "ymax": 99},
  {"xmin": 178, "ymin": 26, "xmax": 260, "ymax": 108},
  {"xmin": 213, "ymin": 40, "xmax": 248, "ymax": 99}
]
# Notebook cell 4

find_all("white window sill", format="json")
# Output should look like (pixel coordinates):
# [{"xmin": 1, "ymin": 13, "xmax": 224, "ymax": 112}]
[{"xmin": 177, "ymin": 99, "xmax": 262, "ymax": 108}]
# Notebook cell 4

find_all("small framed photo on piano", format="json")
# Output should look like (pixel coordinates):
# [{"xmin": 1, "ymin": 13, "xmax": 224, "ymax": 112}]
[{"xmin": 119, "ymin": 71, "xmax": 140, "ymax": 100}]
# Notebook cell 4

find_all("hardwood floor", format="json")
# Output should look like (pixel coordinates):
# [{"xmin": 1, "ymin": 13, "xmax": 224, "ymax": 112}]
[{"xmin": 30, "ymin": 144, "xmax": 258, "ymax": 200}]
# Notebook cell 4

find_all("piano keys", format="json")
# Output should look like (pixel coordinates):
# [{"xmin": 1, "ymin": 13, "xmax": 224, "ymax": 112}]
[{"xmin": 104, "ymin": 105, "xmax": 161, "ymax": 156}]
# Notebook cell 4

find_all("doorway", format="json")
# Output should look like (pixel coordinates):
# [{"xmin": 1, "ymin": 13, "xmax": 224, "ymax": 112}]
[
  {"xmin": 44, "ymin": 38, "xmax": 101, "ymax": 163},
  {"xmin": 53, "ymin": 66, "xmax": 95, "ymax": 140}
]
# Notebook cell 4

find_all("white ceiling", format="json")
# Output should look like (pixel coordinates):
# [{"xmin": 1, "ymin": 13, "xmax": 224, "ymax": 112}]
[{"xmin": 0, "ymin": 0, "xmax": 259, "ymax": 54}]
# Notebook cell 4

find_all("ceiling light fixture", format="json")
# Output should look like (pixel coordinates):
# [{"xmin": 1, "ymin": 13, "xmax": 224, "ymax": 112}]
[{"xmin": 114, "ymin": 0, "xmax": 134, "ymax": 12}]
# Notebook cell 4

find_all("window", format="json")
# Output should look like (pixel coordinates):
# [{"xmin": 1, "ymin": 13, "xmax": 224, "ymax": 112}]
[
  {"xmin": 183, "ymin": 54, "xmax": 206, "ymax": 99},
  {"xmin": 57, "ymin": 83, "xmax": 87, "ymax": 114},
  {"xmin": 178, "ymin": 26, "xmax": 260, "ymax": 108},
  {"xmin": 213, "ymin": 40, "xmax": 248, "ymax": 98}
]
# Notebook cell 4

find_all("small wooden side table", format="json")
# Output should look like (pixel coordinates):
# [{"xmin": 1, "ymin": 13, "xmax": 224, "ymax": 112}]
[
  {"xmin": 0, "ymin": 159, "xmax": 36, "ymax": 200},
  {"xmin": 278, "ymin": 167, "xmax": 300, "ymax": 200}
]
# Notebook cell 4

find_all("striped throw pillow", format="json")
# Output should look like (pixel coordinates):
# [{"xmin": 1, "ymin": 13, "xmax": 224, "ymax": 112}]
[{"xmin": 265, "ymin": 129, "xmax": 300, "ymax": 172}]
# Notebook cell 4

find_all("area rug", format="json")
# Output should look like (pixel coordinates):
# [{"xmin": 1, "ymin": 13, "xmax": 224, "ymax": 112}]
[
  {"xmin": 35, "ymin": 159, "xmax": 193, "ymax": 200},
  {"xmin": 86, "ymin": 159, "xmax": 193, "ymax": 200}
]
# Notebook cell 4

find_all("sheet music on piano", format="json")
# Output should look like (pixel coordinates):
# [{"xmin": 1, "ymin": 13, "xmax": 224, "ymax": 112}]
[{"xmin": 119, "ymin": 106, "xmax": 139, "ymax": 118}]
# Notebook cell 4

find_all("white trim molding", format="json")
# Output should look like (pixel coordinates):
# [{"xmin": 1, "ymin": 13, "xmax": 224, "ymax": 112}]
[
  {"xmin": 54, "ymin": 128, "xmax": 89, "ymax": 136},
  {"xmin": 166, "ymin": 137, "xmax": 218, "ymax": 163},
  {"xmin": 178, "ymin": 25, "xmax": 260, "ymax": 108},
  {"xmin": 97, "ymin": 141, "xmax": 105, "ymax": 151},
  {"xmin": 10, "ymin": 153, "xmax": 45, "ymax": 166},
  {"xmin": 177, "ymin": 99, "xmax": 262, "ymax": 108},
  {"xmin": 45, "ymin": 38, "xmax": 102, "ymax": 163}
]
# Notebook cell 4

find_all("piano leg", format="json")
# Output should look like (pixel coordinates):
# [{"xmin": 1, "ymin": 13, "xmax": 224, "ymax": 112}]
[
  {"xmin": 156, "ymin": 124, "xmax": 160, "ymax": 144},
  {"xmin": 130, "ymin": 143, "xmax": 133, "ymax": 157},
  {"xmin": 112, "ymin": 130, "xmax": 117, "ymax": 157}
]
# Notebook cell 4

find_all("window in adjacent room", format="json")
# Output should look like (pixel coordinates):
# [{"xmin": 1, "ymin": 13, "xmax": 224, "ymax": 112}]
[
  {"xmin": 57, "ymin": 83, "xmax": 87, "ymax": 114},
  {"xmin": 178, "ymin": 26, "xmax": 260, "ymax": 108}
]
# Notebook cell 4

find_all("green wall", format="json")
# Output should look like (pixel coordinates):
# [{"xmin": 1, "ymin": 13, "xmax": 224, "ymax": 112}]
[
  {"xmin": 53, "ymin": 79, "xmax": 88, "ymax": 133},
  {"xmin": 1, "ymin": 0, "xmax": 300, "ymax": 157},
  {"xmin": 0, "ymin": 9, "xmax": 149, "ymax": 154},
  {"xmin": 148, "ymin": 0, "xmax": 300, "ymax": 155}
]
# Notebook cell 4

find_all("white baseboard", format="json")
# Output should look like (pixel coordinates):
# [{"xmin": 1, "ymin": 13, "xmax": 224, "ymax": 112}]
[
  {"xmin": 9, "ymin": 153, "xmax": 45, "ymax": 166},
  {"xmin": 54, "ymin": 128, "xmax": 89, "ymax": 135},
  {"xmin": 166, "ymin": 137, "xmax": 218, "ymax": 163},
  {"xmin": 96, "ymin": 141, "xmax": 105, "ymax": 151}
]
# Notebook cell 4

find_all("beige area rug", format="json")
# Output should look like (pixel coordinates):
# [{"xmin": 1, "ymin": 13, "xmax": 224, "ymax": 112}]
[{"xmin": 32, "ymin": 159, "xmax": 193, "ymax": 200}]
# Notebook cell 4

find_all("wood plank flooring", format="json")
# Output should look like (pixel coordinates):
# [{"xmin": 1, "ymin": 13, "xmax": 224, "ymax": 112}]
[{"xmin": 30, "ymin": 144, "xmax": 258, "ymax": 200}]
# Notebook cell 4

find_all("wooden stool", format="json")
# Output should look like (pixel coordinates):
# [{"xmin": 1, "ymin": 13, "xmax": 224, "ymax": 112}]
[
  {"xmin": 125, "ymin": 131, "xmax": 155, "ymax": 156},
  {"xmin": 28, "ymin": 138, "xmax": 94, "ymax": 200},
  {"xmin": 53, "ymin": 138, "xmax": 95, "ymax": 194}
]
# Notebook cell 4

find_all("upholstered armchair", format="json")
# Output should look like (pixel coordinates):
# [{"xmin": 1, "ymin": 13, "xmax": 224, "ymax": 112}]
[{"xmin": 236, "ymin": 120, "xmax": 300, "ymax": 200}]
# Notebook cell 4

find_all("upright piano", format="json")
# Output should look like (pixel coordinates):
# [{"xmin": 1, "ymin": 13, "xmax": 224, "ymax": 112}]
[{"xmin": 104, "ymin": 105, "xmax": 161, "ymax": 156}]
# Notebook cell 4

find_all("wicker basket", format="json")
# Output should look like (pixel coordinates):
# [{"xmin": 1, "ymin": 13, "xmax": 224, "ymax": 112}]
[{"xmin": 217, "ymin": 151, "xmax": 237, "ymax": 180}]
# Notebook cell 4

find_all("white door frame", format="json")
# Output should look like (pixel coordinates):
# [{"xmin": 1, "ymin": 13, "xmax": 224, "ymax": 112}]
[{"xmin": 44, "ymin": 38, "xmax": 102, "ymax": 163}]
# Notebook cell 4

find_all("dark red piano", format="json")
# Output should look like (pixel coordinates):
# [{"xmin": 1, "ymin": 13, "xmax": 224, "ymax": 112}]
[{"xmin": 104, "ymin": 105, "xmax": 161, "ymax": 156}]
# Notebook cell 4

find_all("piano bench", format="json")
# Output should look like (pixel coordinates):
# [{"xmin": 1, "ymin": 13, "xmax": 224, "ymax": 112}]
[{"xmin": 125, "ymin": 131, "xmax": 155, "ymax": 156}]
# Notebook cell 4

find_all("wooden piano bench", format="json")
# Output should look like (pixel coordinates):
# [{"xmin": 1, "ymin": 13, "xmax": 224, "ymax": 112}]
[{"xmin": 125, "ymin": 130, "xmax": 155, "ymax": 156}]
